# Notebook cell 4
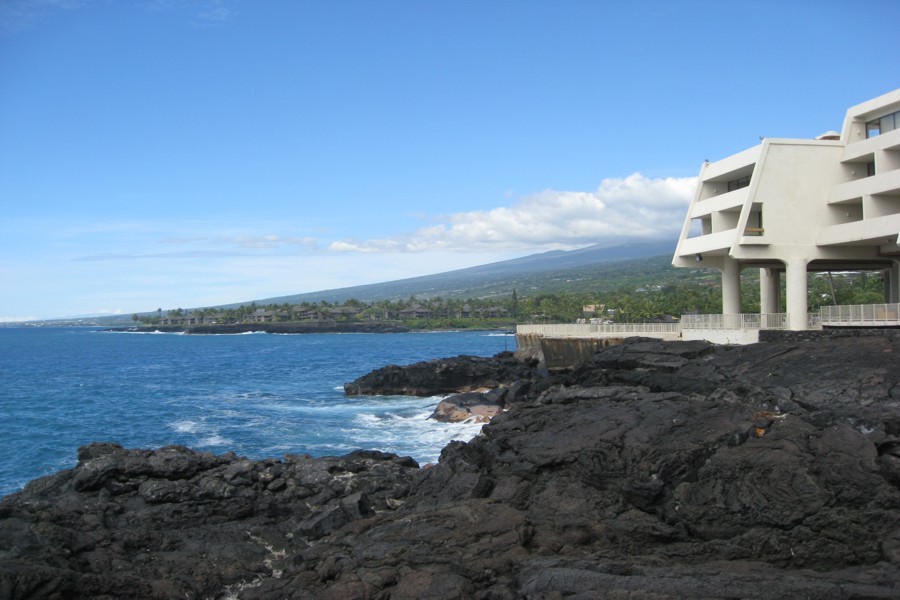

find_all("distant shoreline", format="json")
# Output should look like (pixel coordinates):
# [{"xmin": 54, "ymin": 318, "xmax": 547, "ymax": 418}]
[{"xmin": 107, "ymin": 322, "xmax": 412, "ymax": 335}]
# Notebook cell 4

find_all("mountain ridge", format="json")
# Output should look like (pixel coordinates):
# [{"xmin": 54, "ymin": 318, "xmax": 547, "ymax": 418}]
[
  {"xmin": 21, "ymin": 241, "xmax": 687, "ymax": 324},
  {"xmin": 244, "ymin": 240, "xmax": 678, "ymax": 306}
]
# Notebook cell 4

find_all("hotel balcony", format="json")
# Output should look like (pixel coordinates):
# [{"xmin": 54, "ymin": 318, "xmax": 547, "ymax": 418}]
[
  {"xmin": 830, "ymin": 169, "xmax": 900, "ymax": 204},
  {"xmin": 691, "ymin": 186, "xmax": 750, "ymax": 217},
  {"xmin": 677, "ymin": 228, "xmax": 737, "ymax": 256},
  {"xmin": 738, "ymin": 230, "xmax": 769, "ymax": 245},
  {"xmin": 817, "ymin": 212, "xmax": 900, "ymax": 246},
  {"xmin": 842, "ymin": 127, "xmax": 900, "ymax": 162},
  {"xmin": 700, "ymin": 145, "xmax": 760, "ymax": 182}
]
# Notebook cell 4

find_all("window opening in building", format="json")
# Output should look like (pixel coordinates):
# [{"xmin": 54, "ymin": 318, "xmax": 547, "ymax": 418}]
[
  {"xmin": 867, "ymin": 161, "xmax": 876, "ymax": 177},
  {"xmin": 745, "ymin": 210, "xmax": 764, "ymax": 236},
  {"xmin": 727, "ymin": 175, "xmax": 750, "ymax": 192},
  {"xmin": 867, "ymin": 120, "xmax": 881, "ymax": 138},
  {"xmin": 866, "ymin": 110, "xmax": 899, "ymax": 138}
]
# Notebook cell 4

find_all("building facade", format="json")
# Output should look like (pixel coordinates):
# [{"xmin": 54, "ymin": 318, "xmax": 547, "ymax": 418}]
[{"xmin": 673, "ymin": 88, "xmax": 900, "ymax": 330}]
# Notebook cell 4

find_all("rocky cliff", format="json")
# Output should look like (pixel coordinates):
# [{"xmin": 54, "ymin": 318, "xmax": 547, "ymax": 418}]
[{"xmin": 2, "ymin": 331, "xmax": 899, "ymax": 598}]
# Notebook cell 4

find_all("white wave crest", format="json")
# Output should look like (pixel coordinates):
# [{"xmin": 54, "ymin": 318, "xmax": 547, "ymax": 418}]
[
  {"xmin": 198, "ymin": 434, "xmax": 232, "ymax": 447},
  {"xmin": 170, "ymin": 420, "xmax": 200, "ymax": 433}
]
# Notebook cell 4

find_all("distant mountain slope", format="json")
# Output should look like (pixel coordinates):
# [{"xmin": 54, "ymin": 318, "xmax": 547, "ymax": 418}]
[
  {"xmin": 248, "ymin": 241, "xmax": 683, "ymax": 305},
  {"xmin": 71, "ymin": 241, "xmax": 702, "ymax": 325}
]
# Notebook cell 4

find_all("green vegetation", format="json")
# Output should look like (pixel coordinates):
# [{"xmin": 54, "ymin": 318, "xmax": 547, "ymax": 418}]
[
  {"xmin": 807, "ymin": 271, "xmax": 886, "ymax": 310},
  {"xmin": 130, "ymin": 282, "xmax": 721, "ymax": 329},
  {"xmin": 130, "ymin": 254, "xmax": 889, "ymax": 329}
]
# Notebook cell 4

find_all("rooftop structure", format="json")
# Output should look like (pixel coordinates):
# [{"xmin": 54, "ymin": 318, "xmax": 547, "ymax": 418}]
[{"xmin": 673, "ymin": 88, "xmax": 900, "ymax": 330}]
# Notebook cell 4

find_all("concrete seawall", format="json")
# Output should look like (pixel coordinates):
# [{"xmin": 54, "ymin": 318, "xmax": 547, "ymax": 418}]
[
  {"xmin": 515, "ymin": 333, "xmax": 625, "ymax": 372},
  {"xmin": 516, "ymin": 328, "xmax": 900, "ymax": 372}
]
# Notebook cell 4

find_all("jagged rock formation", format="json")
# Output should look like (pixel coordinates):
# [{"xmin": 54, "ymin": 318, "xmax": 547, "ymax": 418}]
[
  {"xmin": 429, "ymin": 389, "xmax": 508, "ymax": 422},
  {"xmin": 2, "ymin": 331, "xmax": 899, "ymax": 598},
  {"xmin": 0, "ymin": 445, "xmax": 419, "ymax": 599},
  {"xmin": 343, "ymin": 351, "xmax": 538, "ymax": 397}
]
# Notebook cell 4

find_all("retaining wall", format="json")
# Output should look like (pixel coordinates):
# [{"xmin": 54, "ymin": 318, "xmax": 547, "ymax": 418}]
[{"xmin": 515, "ymin": 333, "xmax": 625, "ymax": 372}]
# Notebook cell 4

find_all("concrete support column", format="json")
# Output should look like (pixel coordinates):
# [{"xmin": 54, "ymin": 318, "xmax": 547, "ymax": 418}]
[
  {"xmin": 721, "ymin": 256, "xmax": 741, "ymax": 315},
  {"xmin": 759, "ymin": 268, "xmax": 780, "ymax": 314},
  {"xmin": 885, "ymin": 262, "xmax": 900, "ymax": 304},
  {"xmin": 785, "ymin": 258, "xmax": 809, "ymax": 330}
]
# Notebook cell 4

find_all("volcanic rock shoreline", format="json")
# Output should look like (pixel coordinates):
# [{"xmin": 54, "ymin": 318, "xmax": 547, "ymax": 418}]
[{"xmin": 2, "ymin": 330, "xmax": 900, "ymax": 599}]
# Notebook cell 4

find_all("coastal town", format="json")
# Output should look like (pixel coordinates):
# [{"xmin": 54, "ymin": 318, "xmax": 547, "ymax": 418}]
[
  {"xmin": 147, "ymin": 299, "xmax": 513, "ymax": 327},
  {"xmin": 134, "ymin": 267, "xmax": 885, "ymax": 332}
]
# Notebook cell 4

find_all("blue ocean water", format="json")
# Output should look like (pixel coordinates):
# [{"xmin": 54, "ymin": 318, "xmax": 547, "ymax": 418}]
[{"xmin": 0, "ymin": 327, "xmax": 514, "ymax": 497}]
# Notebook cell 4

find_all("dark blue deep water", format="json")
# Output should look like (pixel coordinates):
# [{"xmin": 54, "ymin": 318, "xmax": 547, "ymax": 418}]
[{"xmin": 0, "ymin": 327, "xmax": 514, "ymax": 497}]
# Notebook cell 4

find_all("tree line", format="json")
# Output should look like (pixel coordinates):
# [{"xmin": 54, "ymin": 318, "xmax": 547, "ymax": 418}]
[{"xmin": 133, "ymin": 271, "xmax": 887, "ymax": 328}]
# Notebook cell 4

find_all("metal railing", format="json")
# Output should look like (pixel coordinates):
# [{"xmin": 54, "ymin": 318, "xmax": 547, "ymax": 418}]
[
  {"xmin": 680, "ymin": 313, "xmax": 789, "ymax": 330},
  {"xmin": 808, "ymin": 312, "xmax": 822, "ymax": 329},
  {"xmin": 517, "ymin": 304, "xmax": 898, "ymax": 340},
  {"xmin": 820, "ymin": 303, "xmax": 900, "ymax": 325},
  {"xmin": 517, "ymin": 323, "xmax": 681, "ymax": 338}
]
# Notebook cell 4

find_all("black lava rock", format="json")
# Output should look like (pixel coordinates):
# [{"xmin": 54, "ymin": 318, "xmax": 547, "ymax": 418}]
[{"xmin": 2, "ymin": 333, "xmax": 899, "ymax": 598}]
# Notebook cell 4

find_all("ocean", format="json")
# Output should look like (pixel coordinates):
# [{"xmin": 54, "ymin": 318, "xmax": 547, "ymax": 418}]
[{"xmin": 0, "ymin": 327, "xmax": 514, "ymax": 497}]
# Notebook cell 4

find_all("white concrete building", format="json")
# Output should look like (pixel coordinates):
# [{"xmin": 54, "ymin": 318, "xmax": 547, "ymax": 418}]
[{"xmin": 673, "ymin": 88, "xmax": 900, "ymax": 330}]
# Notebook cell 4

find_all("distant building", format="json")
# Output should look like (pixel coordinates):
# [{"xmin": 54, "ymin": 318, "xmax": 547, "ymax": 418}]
[
  {"xmin": 582, "ymin": 304, "xmax": 604, "ymax": 316},
  {"xmin": 200, "ymin": 313, "xmax": 222, "ymax": 325},
  {"xmin": 161, "ymin": 313, "xmax": 198, "ymax": 326},
  {"xmin": 291, "ymin": 307, "xmax": 319, "ymax": 321},
  {"xmin": 398, "ymin": 306, "xmax": 433, "ymax": 319},
  {"xmin": 673, "ymin": 88, "xmax": 900, "ymax": 330},
  {"xmin": 249, "ymin": 309, "xmax": 276, "ymax": 323}
]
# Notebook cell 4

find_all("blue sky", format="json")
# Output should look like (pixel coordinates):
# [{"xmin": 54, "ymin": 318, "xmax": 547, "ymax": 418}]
[{"xmin": 1, "ymin": 0, "xmax": 898, "ymax": 320}]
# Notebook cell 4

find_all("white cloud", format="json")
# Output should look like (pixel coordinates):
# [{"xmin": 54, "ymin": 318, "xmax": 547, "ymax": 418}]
[
  {"xmin": 329, "ymin": 173, "xmax": 696, "ymax": 254},
  {"xmin": 0, "ymin": 0, "xmax": 237, "ymax": 33},
  {"xmin": 0, "ymin": 0, "xmax": 86, "ymax": 32},
  {"xmin": 159, "ymin": 236, "xmax": 208, "ymax": 245},
  {"xmin": 75, "ymin": 250, "xmax": 244, "ymax": 261},
  {"xmin": 70, "ymin": 229, "xmax": 320, "ymax": 260},
  {"xmin": 194, "ymin": 1, "xmax": 236, "ymax": 26},
  {"xmin": 1, "ymin": 174, "xmax": 696, "ymax": 319},
  {"xmin": 223, "ymin": 235, "xmax": 318, "ymax": 250},
  {"xmin": 146, "ymin": 0, "xmax": 238, "ymax": 27}
]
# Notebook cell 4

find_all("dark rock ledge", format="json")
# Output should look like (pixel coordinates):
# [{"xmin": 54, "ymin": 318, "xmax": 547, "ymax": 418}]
[{"xmin": 2, "ymin": 333, "xmax": 900, "ymax": 599}]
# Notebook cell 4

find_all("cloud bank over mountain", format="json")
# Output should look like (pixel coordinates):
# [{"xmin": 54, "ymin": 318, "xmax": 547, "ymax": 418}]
[
  {"xmin": 4, "ymin": 173, "xmax": 696, "ymax": 319},
  {"xmin": 330, "ymin": 173, "xmax": 695, "ymax": 254}
]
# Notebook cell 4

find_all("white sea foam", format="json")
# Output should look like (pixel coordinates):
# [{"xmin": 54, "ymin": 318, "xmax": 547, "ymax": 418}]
[
  {"xmin": 189, "ymin": 331, "xmax": 269, "ymax": 336},
  {"xmin": 199, "ymin": 434, "xmax": 232, "ymax": 447},
  {"xmin": 234, "ymin": 391, "xmax": 281, "ymax": 401},
  {"xmin": 170, "ymin": 420, "xmax": 200, "ymax": 433},
  {"xmin": 0, "ymin": 327, "xmax": 514, "ymax": 497},
  {"xmin": 347, "ymin": 407, "xmax": 486, "ymax": 464},
  {"xmin": 107, "ymin": 330, "xmax": 185, "ymax": 335}
]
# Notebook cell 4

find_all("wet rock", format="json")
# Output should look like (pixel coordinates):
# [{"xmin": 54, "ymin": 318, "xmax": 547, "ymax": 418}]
[
  {"xmin": 343, "ymin": 351, "xmax": 537, "ymax": 396},
  {"xmin": 430, "ymin": 390, "xmax": 506, "ymax": 422}
]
